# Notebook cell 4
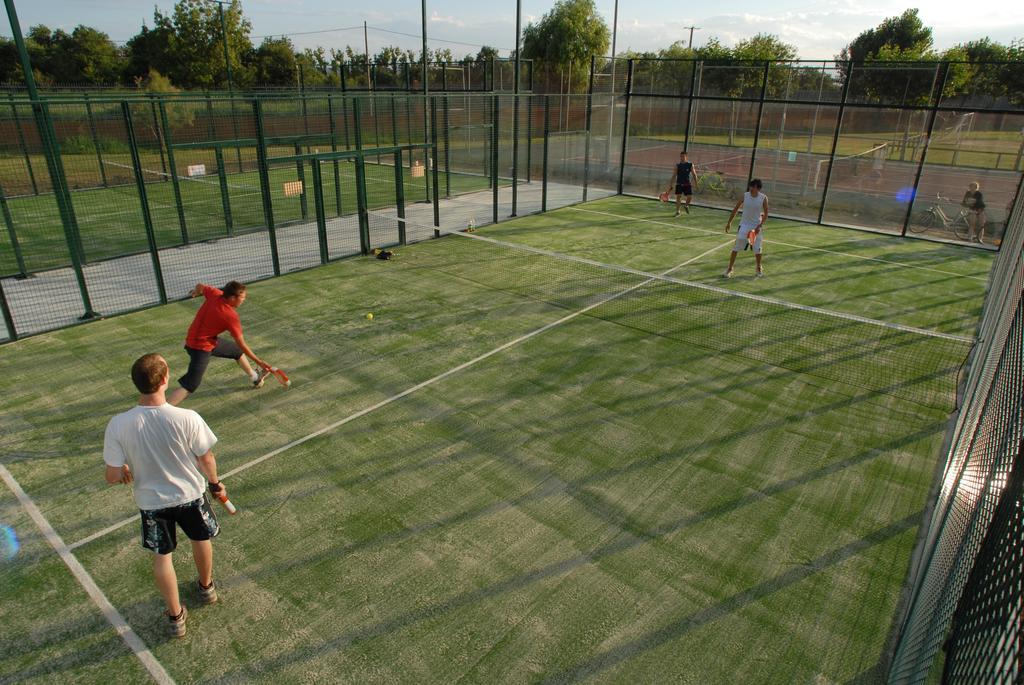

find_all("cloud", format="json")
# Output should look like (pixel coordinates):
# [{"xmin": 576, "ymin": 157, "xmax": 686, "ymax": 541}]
[{"xmin": 430, "ymin": 11, "xmax": 465, "ymax": 27}]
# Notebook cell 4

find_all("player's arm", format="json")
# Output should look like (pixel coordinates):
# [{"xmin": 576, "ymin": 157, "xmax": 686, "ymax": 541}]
[
  {"xmin": 758, "ymin": 199, "xmax": 769, "ymax": 232},
  {"xmin": 689, "ymin": 166, "xmax": 698, "ymax": 185},
  {"xmin": 231, "ymin": 332, "xmax": 268, "ymax": 370},
  {"xmin": 725, "ymin": 197, "xmax": 743, "ymax": 232},
  {"xmin": 195, "ymin": 449, "xmax": 226, "ymax": 493},
  {"xmin": 189, "ymin": 283, "xmax": 209, "ymax": 298},
  {"xmin": 667, "ymin": 169, "xmax": 677, "ymax": 190},
  {"xmin": 105, "ymin": 464, "xmax": 132, "ymax": 484}
]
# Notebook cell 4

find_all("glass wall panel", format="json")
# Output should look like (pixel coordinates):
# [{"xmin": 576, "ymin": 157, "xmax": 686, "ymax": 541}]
[{"xmin": 620, "ymin": 96, "xmax": 689, "ymax": 197}]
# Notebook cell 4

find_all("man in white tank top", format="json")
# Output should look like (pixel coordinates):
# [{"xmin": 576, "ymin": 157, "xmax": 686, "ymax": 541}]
[{"xmin": 723, "ymin": 179, "xmax": 769, "ymax": 278}]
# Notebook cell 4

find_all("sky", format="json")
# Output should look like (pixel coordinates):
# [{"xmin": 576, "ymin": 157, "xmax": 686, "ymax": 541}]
[{"xmin": 6, "ymin": 0, "xmax": 1024, "ymax": 61}]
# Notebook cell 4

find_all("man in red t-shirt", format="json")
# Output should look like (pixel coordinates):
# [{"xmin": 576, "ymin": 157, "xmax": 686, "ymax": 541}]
[{"xmin": 167, "ymin": 281, "xmax": 269, "ymax": 406}]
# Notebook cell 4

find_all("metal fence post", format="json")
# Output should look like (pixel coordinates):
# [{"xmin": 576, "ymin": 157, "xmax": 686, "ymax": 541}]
[
  {"xmin": 617, "ymin": 60, "xmax": 634, "ymax": 195},
  {"xmin": 158, "ymin": 101, "xmax": 189, "ymax": 245},
  {"xmin": 492, "ymin": 94, "xmax": 499, "ymax": 224},
  {"xmin": 327, "ymin": 94, "xmax": 342, "ymax": 215},
  {"xmin": 8, "ymin": 94, "xmax": 37, "ymax": 195},
  {"xmin": 394, "ymin": 149, "xmax": 407, "ymax": 244},
  {"xmin": 310, "ymin": 160, "xmax": 329, "ymax": 264},
  {"xmin": 684, "ymin": 60, "xmax": 698, "ymax": 153},
  {"xmin": 542, "ymin": 95, "xmax": 550, "ymax": 212},
  {"xmin": 122, "ymin": 101, "xmax": 167, "ymax": 304},
  {"xmin": 902, "ymin": 62, "xmax": 951, "ymax": 238},
  {"xmin": 0, "ymin": 181, "xmax": 27, "ymax": 278},
  {"xmin": 0, "ymin": 277, "xmax": 16, "ymax": 341},
  {"xmin": 215, "ymin": 146, "xmax": 234, "ymax": 236},
  {"xmin": 430, "ymin": 97, "xmax": 441, "ymax": 227},
  {"xmin": 583, "ymin": 56, "xmax": 596, "ymax": 202},
  {"xmin": 817, "ymin": 62, "xmax": 853, "ymax": 225},
  {"xmin": 442, "ymin": 95, "xmax": 451, "ymax": 198},
  {"xmin": 354, "ymin": 154, "xmax": 371, "ymax": 254},
  {"xmin": 84, "ymin": 94, "xmax": 108, "ymax": 187},
  {"xmin": 294, "ymin": 143, "xmax": 308, "ymax": 220},
  {"xmin": 746, "ymin": 60, "xmax": 771, "ymax": 184},
  {"xmin": 252, "ymin": 99, "xmax": 281, "ymax": 275},
  {"xmin": 148, "ymin": 94, "xmax": 169, "ymax": 177}
]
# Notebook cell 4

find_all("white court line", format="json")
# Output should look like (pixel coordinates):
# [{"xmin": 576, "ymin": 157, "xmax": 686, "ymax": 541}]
[
  {"xmin": 0, "ymin": 464, "xmax": 175, "ymax": 685},
  {"xmin": 569, "ymin": 206, "xmax": 989, "ymax": 282},
  {"xmin": 68, "ymin": 240, "xmax": 734, "ymax": 551},
  {"xmin": 441, "ymin": 224, "xmax": 974, "ymax": 343}
]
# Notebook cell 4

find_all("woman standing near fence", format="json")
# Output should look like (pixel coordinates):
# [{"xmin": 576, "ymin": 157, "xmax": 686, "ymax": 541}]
[{"xmin": 962, "ymin": 182, "xmax": 987, "ymax": 244}]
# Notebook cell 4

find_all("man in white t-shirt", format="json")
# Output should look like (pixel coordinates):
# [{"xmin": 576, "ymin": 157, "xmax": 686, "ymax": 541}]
[
  {"xmin": 103, "ymin": 353, "xmax": 228, "ymax": 638},
  {"xmin": 723, "ymin": 178, "xmax": 769, "ymax": 278}
]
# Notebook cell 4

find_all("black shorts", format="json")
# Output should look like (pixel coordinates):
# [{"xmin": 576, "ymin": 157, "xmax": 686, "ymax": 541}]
[
  {"xmin": 675, "ymin": 183, "xmax": 693, "ymax": 196},
  {"xmin": 140, "ymin": 496, "xmax": 220, "ymax": 555},
  {"xmin": 179, "ymin": 338, "xmax": 243, "ymax": 392}
]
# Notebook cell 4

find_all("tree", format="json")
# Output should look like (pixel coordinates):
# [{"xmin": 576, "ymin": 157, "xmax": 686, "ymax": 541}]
[
  {"xmin": 837, "ymin": 10, "xmax": 938, "ymax": 104},
  {"xmin": 838, "ymin": 9, "xmax": 934, "ymax": 62},
  {"xmin": 247, "ymin": 37, "xmax": 297, "ymax": 86},
  {"xmin": 155, "ymin": 0, "xmax": 254, "ymax": 89},
  {"xmin": 521, "ymin": 0, "xmax": 609, "ymax": 83},
  {"xmin": 475, "ymin": 46, "xmax": 499, "ymax": 63},
  {"xmin": 124, "ymin": 19, "xmax": 175, "ymax": 85}
]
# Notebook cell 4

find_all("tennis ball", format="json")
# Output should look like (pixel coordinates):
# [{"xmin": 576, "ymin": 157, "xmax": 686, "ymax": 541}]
[{"xmin": 366, "ymin": 312, "xmax": 374, "ymax": 320}]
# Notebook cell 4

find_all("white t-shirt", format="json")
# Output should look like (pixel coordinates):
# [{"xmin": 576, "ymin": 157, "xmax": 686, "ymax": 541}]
[
  {"xmin": 740, "ymin": 191, "xmax": 767, "ymax": 228},
  {"xmin": 103, "ymin": 403, "xmax": 218, "ymax": 511}
]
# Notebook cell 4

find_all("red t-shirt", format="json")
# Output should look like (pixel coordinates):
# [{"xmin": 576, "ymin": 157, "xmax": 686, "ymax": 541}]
[{"xmin": 185, "ymin": 286, "xmax": 243, "ymax": 351}]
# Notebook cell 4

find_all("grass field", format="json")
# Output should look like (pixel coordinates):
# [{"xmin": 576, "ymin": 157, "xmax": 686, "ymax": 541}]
[{"xmin": 0, "ymin": 196, "xmax": 994, "ymax": 683}]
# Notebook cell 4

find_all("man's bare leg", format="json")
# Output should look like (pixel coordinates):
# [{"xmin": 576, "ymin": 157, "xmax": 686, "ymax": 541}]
[{"xmin": 153, "ymin": 552, "xmax": 182, "ymax": 615}]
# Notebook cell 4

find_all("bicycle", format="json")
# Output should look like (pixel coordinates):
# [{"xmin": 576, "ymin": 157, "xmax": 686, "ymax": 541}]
[
  {"xmin": 911, "ymin": 194, "xmax": 975, "ymax": 240},
  {"xmin": 694, "ymin": 170, "xmax": 736, "ymax": 199}
]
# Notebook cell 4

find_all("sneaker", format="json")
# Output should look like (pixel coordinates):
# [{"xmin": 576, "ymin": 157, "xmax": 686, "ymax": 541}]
[
  {"xmin": 166, "ymin": 605, "xmax": 187, "ymax": 638},
  {"xmin": 674, "ymin": 210, "xmax": 681, "ymax": 217},
  {"xmin": 723, "ymin": 269, "xmax": 734, "ymax": 278},
  {"xmin": 253, "ymin": 367, "xmax": 270, "ymax": 389},
  {"xmin": 683, "ymin": 204, "xmax": 690, "ymax": 214},
  {"xmin": 756, "ymin": 269, "xmax": 764, "ymax": 278},
  {"xmin": 197, "ymin": 580, "xmax": 218, "ymax": 605}
]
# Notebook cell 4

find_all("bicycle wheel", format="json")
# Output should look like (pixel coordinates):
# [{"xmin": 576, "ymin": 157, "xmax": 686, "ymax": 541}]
[
  {"xmin": 952, "ymin": 218, "xmax": 972, "ymax": 241},
  {"xmin": 909, "ymin": 211, "xmax": 934, "ymax": 233}
]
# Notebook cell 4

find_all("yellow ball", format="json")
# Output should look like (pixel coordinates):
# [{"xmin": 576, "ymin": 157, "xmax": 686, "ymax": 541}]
[{"xmin": 366, "ymin": 312, "xmax": 373, "ymax": 320}]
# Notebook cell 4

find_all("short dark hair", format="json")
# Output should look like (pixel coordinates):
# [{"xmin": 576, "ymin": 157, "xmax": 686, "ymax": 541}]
[
  {"xmin": 131, "ymin": 354, "xmax": 168, "ymax": 394},
  {"xmin": 222, "ymin": 281, "xmax": 247, "ymax": 298},
  {"xmin": 748, "ymin": 178, "xmax": 763, "ymax": 189}
]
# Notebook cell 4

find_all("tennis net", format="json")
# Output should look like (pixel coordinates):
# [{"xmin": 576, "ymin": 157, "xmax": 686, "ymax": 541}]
[{"xmin": 368, "ymin": 210, "xmax": 974, "ymax": 409}]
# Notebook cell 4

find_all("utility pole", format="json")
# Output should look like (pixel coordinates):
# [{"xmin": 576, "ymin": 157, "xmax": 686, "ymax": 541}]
[
  {"xmin": 364, "ymin": 21, "xmax": 371, "ymax": 89},
  {"xmin": 684, "ymin": 26, "xmax": 702, "ymax": 49},
  {"xmin": 213, "ymin": 1, "xmax": 233, "ymax": 90}
]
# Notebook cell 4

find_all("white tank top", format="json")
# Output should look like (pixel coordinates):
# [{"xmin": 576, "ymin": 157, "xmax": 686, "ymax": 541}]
[{"xmin": 741, "ymin": 191, "xmax": 766, "ymax": 227}]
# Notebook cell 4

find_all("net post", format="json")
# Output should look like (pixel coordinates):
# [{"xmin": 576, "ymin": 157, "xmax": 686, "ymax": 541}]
[
  {"xmin": 8, "ymin": 94, "xmax": 38, "ymax": 195},
  {"xmin": 746, "ymin": 60, "xmax": 771, "ymax": 184},
  {"xmin": 0, "ymin": 274, "xmax": 15, "ymax": 340},
  {"xmin": 252, "ymin": 99, "xmax": 281, "ymax": 276},
  {"xmin": 0, "ymin": 180, "xmax": 28, "ymax": 278},
  {"xmin": 214, "ymin": 146, "xmax": 234, "ymax": 236},
  {"xmin": 83, "ymin": 94, "xmax": 107, "ymax": 187},
  {"xmin": 327, "ymin": 94, "xmax": 342, "ymax": 215},
  {"xmin": 901, "ymin": 63, "xmax": 951, "ymax": 238},
  {"xmin": 583, "ymin": 56, "xmax": 596, "ymax": 202},
  {"xmin": 393, "ymin": 149, "xmax": 407, "ymax": 244},
  {"xmin": 157, "ymin": 100, "xmax": 189, "ymax": 245},
  {"xmin": 817, "ymin": 61, "xmax": 853, "ymax": 225},
  {"xmin": 492, "ymin": 94, "xmax": 499, "ymax": 224},
  {"xmin": 310, "ymin": 160, "xmax": 329, "ymax": 265},
  {"xmin": 542, "ymin": 94, "xmax": 550, "ymax": 211},
  {"xmin": 121, "ymin": 100, "xmax": 167, "ymax": 305},
  {"xmin": 617, "ymin": 59, "xmax": 634, "ymax": 195},
  {"xmin": 430, "ymin": 99, "xmax": 441, "ymax": 228}
]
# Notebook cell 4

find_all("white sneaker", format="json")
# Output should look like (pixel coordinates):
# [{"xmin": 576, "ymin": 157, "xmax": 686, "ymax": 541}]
[
  {"xmin": 674, "ymin": 210, "xmax": 681, "ymax": 217},
  {"xmin": 756, "ymin": 269, "xmax": 764, "ymax": 278},
  {"xmin": 723, "ymin": 269, "xmax": 734, "ymax": 278}
]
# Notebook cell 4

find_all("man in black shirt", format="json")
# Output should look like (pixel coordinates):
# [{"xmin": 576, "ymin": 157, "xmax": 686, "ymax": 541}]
[
  {"xmin": 666, "ymin": 151, "xmax": 697, "ymax": 217},
  {"xmin": 962, "ymin": 182, "xmax": 987, "ymax": 243}
]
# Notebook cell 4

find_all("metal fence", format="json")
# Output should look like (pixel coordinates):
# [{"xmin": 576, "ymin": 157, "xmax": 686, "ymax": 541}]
[
  {"xmin": 887, "ymin": 160, "xmax": 1024, "ymax": 683},
  {"xmin": 0, "ymin": 91, "xmax": 615, "ymax": 341}
]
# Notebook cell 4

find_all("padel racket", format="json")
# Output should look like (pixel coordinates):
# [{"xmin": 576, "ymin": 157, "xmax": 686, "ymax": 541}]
[
  {"xmin": 213, "ymin": 491, "xmax": 237, "ymax": 514},
  {"xmin": 745, "ymin": 229, "xmax": 757, "ymax": 251},
  {"xmin": 659, "ymin": 191, "xmax": 670, "ymax": 203},
  {"xmin": 269, "ymin": 366, "xmax": 290, "ymax": 388}
]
